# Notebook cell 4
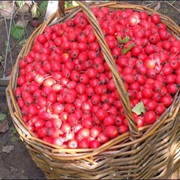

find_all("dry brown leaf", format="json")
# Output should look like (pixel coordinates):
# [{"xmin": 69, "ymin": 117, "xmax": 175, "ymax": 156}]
[
  {"xmin": 2, "ymin": 145, "xmax": 14, "ymax": 153},
  {"xmin": 16, "ymin": 20, "xmax": 29, "ymax": 28},
  {"xmin": 17, "ymin": 3, "xmax": 31, "ymax": 14},
  {"xmin": 154, "ymin": 2, "xmax": 161, "ymax": 11},
  {"xmin": 0, "ymin": 2, "xmax": 17, "ymax": 19}
]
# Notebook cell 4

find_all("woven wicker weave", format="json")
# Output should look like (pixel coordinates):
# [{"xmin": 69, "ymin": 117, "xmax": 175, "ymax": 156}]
[{"xmin": 6, "ymin": 1, "xmax": 180, "ymax": 179}]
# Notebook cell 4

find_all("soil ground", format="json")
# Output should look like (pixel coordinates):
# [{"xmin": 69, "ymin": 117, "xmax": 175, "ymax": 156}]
[{"xmin": 0, "ymin": 1, "xmax": 179, "ymax": 179}]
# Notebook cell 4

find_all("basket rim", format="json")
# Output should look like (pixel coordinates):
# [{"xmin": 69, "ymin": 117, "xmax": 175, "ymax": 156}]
[{"xmin": 6, "ymin": 1, "xmax": 180, "ymax": 159}]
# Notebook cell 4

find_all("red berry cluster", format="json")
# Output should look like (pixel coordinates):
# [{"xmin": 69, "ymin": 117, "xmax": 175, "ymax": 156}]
[{"xmin": 15, "ymin": 7, "xmax": 180, "ymax": 149}]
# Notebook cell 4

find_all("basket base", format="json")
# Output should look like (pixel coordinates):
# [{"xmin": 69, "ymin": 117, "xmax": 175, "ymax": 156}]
[{"xmin": 168, "ymin": 168, "xmax": 180, "ymax": 179}]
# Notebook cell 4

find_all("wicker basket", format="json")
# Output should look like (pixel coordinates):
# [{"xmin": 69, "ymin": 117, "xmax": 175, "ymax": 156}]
[{"xmin": 6, "ymin": 1, "xmax": 180, "ymax": 179}]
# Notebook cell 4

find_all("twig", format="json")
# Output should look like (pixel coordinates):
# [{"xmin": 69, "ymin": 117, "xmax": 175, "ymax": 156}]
[
  {"xmin": 165, "ymin": 1, "xmax": 180, "ymax": 13},
  {"xmin": 143, "ymin": 2, "xmax": 157, "ymax": 8},
  {"xmin": 0, "ymin": 17, "xmax": 4, "ymax": 22},
  {"xmin": 0, "ymin": 37, "xmax": 23, "ymax": 67},
  {"xmin": 12, "ymin": 38, "xmax": 23, "ymax": 51}
]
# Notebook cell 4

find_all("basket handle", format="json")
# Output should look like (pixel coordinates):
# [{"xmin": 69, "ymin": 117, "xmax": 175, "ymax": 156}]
[
  {"xmin": 58, "ymin": 1, "xmax": 65, "ymax": 17},
  {"xmin": 58, "ymin": 1, "xmax": 141, "ymax": 138}
]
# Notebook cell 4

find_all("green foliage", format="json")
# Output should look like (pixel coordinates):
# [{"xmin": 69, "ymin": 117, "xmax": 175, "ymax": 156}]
[
  {"xmin": 9, "ymin": 126, "xmax": 18, "ymax": 142},
  {"xmin": 16, "ymin": 1, "xmax": 25, "ymax": 7},
  {"xmin": 121, "ymin": 43, "xmax": 134, "ymax": 54},
  {"xmin": 10, "ymin": 136, "xmax": 17, "ymax": 143},
  {"xmin": 9, "ymin": 126, "xmax": 17, "ymax": 134},
  {"xmin": 65, "ymin": 1, "xmax": 73, "ymax": 8},
  {"xmin": 10, "ymin": 25, "xmax": 25, "ymax": 39},
  {"xmin": 39, "ymin": 1, "xmax": 48, "ymax": 14},
  {"xmin": 4, "ymin": 40, "xmax": 11, "ymax": 51},
  {"xmin": 117, "ymin": 36, "xmax": 130, "ymax": 44},
  {"xmin": 132, "ymin": 102, "xmax": 145, "ymax": 115},
  {"xmin": 18, "ymin": 39, "xmax": 27, "ymax": 46},
  {"xmin": 0, "ymin": 113, "xmax": 6, "ymax": 121}
]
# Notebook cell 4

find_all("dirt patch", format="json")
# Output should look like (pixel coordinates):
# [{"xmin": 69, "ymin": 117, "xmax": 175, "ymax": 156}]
[{"xmin": 0, "ymin": 1, "xmax": 179, "ymax": 179}]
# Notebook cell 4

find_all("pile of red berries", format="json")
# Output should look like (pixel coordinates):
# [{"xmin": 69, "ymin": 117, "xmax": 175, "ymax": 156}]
[{"xmin": 15, "ymin": 7, "xmax": 180, "ymax": 148}]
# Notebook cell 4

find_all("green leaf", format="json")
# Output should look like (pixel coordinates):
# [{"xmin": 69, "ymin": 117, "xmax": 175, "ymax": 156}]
[
  {"xmin": 10, "ymin": 136, "xmax": 17, "ymax": 143},
  {"xmin": 0, "ymin": 55, "xmax": 4, "ymax": 61},
  {"xmin": 10, "ymin": 25, "xmax": 25, "ymax": 39},
  {"xmin": 121, "ymin": 43, "xmax": 134, "ymax": 54},
  {"xmin": 132, "ymin": 102, "xmax": 145, "ymax": 115},
  {"xmin": 72, "ymin": 1, "xmax": 79, "ymax": 6},
  {"xmin": 117, "ymin": 36, "xmax": 130, "ymax": 44},
  {"xmin": 16, "ymin": 1, "xmax": 25, "ymax": 7},
  {"xmin": 31, "ymin": 3, "xmax": 40, "ymax": 18},
  {"xmin": 65, "ymin": 1, "xmax": 73, "ymax": 8},
  {"xmin": 19, "ymin": 39, "xmax": 27, "ymax": 46},
  {"xmin": 4, "ymin": 40, "xmax": 11, "ymax": 52},
  {"xmin": 16, "ymin": 20, "xmax": 29, "ymax": 28},
  {"xmin": 39, "ymin": 1, "xmax": 48, "ymax": 13},
  {"xmin": 9, "ymin": 126, "xmax": 17, "ymax": 134},
  {"xmin": 0, "ymin": 113, "xmax": 6, "ymax": 121}
]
